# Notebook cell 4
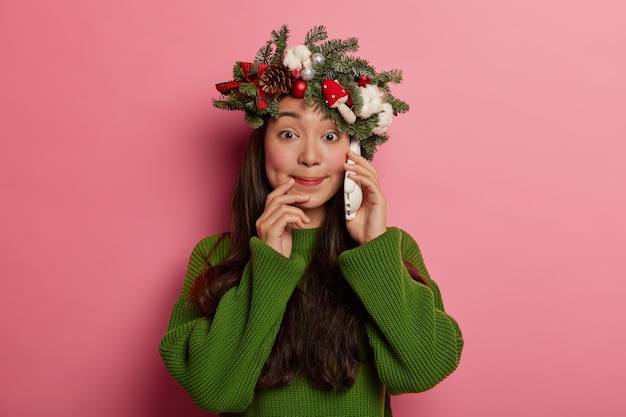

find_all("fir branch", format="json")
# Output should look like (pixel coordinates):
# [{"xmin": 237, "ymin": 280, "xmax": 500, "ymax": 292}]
[
  {"xmin": 243, "ymin": 101, "xmax": 256, "ymax": 113},
  {"xmin": 239, "ymin": 83, "xmax": 258, "ymax": 96},
  {"xmin": 269, "ymin": 25, "xmax": 289, "ymax": 64},
  {"xmin": 387, "ymin": 95, "xmax": 410, "ymax": 113},
  {"xmin": 268, "ymin": 97, "xmax": 281, "ymax": 119},
  {"xmin": 212, "ymin": 99, "xmax": 235, "ymax": 111},
  {"xmin": 360, "ymin": 136, "xmax": 378, "ymax": 161},
  {"xmin": 233, "ymin": 62, "xmax": 245, "ymax": 80},
  {"xmin": 244, "ymin": 113, "xmax": 265, "ymax": 129},
  {"xmin": 334, "ymin": 57, "xmax": 374, "ymax": 78},
  {"xmin": 349, "ymin": 123, "xmax": 373, "ymax": 141},
  {"xmin": 373, "ymin": 69, "xmax": 404, "ymax": 85},
  {"xmin": 319, "ymin": 38, "xmax": 359, "ymax": 59},
  {"xmin": 304, "ymin": 25, "xmax": 328, "ymax": 48},
  {"xmin": 254, "ymin": 43, "xmax": 274, "ymax": 64},
  {"xmin": 345, "ymin": 83, "xmax": 362, "ymax": 108},
  {"xmin": 360, "ymin": 133, "xmax": 388, "ymax": 160},
  {"xmin": 304, "ymin": 79, "xmax": 323, "ymax": 106}
]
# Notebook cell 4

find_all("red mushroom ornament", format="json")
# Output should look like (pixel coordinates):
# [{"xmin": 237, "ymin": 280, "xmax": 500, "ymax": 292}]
[{"xmin": 322, "ymin": 79, "xmax": 356, "ymax": 124}]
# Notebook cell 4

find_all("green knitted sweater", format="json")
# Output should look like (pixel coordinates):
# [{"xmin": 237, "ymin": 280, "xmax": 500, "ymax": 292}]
[{"xmin": 159, "ymin": 227, "xmax": 463, "ymax": 417}]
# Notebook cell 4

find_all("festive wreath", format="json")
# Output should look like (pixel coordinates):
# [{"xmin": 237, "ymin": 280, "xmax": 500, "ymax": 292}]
[{"xmin": 213, "ymin": 25, "xmax": 409, "ymax": 159}]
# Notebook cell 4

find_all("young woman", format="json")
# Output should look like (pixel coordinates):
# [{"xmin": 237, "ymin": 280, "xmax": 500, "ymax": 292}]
[{"xmin": 160, "ymin": 26, "xmax": 463, "ymax": 417}]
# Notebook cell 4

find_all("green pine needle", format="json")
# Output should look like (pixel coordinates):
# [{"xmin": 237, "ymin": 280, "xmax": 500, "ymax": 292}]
[
  {"xmin": 304, "ymin": 25, "xmax": 328, "ymax": 48},
  {"xmin": 244, "ymin": 113, "xmax": 264, "ymax": 129},
  {"xmin": 270, "ymin": 25, "xmax": 289, "ymax": 64}
]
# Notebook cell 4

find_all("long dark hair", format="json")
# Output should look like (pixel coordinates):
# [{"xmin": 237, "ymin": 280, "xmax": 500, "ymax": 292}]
[{"xmin": 189, "ymin": 123, "xmax": 426, "ymax": 390}]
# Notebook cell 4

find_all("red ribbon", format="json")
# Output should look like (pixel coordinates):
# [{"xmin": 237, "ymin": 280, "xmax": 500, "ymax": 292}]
[{"xmin": 216, "ymin": 62, "xmax": 271, "ymax": 110}]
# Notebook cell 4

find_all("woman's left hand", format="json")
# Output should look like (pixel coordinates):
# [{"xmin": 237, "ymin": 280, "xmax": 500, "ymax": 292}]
[{"xmin": 343, "ymin": 150, "xmax": 387, "ymax": 244}]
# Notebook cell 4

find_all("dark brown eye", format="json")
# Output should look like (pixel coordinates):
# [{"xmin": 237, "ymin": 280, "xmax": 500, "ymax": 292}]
[{"xmin": 279, "ymin": 130, "xmax": 297, "ymax": 139}]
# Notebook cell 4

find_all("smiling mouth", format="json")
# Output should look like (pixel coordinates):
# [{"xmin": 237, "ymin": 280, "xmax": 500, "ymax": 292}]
[{"xmin": 293, "ymin": 177, "xmax": 324, "ymax": 186}]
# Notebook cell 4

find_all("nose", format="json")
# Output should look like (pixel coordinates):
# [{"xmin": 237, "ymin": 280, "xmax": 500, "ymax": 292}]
[{"xmin": 297, "ymin": 137, "xmax": 321, "ymax": 167}]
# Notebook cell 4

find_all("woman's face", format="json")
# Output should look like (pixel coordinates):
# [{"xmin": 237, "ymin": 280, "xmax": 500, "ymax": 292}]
[{"xmin": 264, "ymin": 96, "xmax": 350, "ymax": 226}]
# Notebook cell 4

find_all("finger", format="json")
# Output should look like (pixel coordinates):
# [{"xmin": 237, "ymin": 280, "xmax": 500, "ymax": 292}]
[
  {"xmin": 265, "ymin": 177, "xmax": 295, "ymax": 203},
  {"xmin": 257, "ymin": 203, "xmax": 311, "ymax": 231},
  {"xmin": 257, "ymin": 212, "xmax": 310, "ymax": 241},
  {"xmin": 346, "ymin": 150, "xmax": 371, "ymax": 165},
  {"xmin": 276, "ymin": 176, "xmax": 296, "ymax": 191},
  {"xmin": 346, "ymin": 149, "xmax": 364, "ymax": 158},
  {"xmin": 343, "ymin": 165, "xmax": 379, "ymax": 188},
  {"xmin": 265, "ymin": 204, "xmax": 311, "ymax": 225},
  {"xmin": 345, "ymin": 171, "xmax": 385, "ymax": 204},
  {"xmin": 344, "ymin": 154, "xmax": 378, "ymax": 176},
  {"xmin": 264, "ymin": 193, "xmax": 311, "ymax": 214}
]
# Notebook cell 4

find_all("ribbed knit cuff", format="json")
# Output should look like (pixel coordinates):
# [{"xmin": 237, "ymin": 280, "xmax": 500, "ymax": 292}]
[
  {"xmin": 337, "ymin": 227, "xmax": 434, "ymax": 326},
  {"xmin": 338, "ymin": 227, "xmax": 409, "ymax": 287},
  {"xmin": 249, "ymin": 237, "xmax": 306, "ymax": 300}
]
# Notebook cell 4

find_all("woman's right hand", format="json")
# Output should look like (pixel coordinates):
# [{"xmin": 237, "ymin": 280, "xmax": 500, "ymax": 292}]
[{"xmin": 255, "ymin": 177, "xmax": 310, "ymax": 258}]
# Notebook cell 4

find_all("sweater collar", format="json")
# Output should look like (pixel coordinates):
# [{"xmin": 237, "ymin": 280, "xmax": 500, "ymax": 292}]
[{"xmin": 291, "ymin": 227, "xmax": 320, "ymax": 257}]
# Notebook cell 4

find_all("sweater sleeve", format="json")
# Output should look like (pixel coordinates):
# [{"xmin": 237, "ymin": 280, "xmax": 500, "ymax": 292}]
[
  {"xmin": 159, "ymin": 235, "xmax": 306, "ymax": 412},
  {"xmin": 338, "ymin": 227, "xmax": 463, "ymax": 395}
]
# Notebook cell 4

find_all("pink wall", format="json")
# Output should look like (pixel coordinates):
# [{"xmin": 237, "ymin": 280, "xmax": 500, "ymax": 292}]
[{"xmin": 1, "ymin": 1, "xmax": 625, "ymax": 416}]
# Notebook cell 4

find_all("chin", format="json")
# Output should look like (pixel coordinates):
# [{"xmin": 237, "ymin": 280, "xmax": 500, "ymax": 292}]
[
  {"xmin": 300, "ymin": 193, "xmax": 334, "ymax": 210},
  {"xmin": 296, "ymin": 199, "xmax": 323, "ymax": 210}
]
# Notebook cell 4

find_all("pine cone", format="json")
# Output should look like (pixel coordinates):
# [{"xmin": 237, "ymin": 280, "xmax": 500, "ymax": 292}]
[{"xmin": 258, "ymin": 64, "xmax": 292, "ymax": 96}]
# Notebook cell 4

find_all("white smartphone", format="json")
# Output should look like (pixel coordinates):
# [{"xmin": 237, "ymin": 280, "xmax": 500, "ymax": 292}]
[{"xmin": 344, "ymin": 138, "xmax": 363, "ymax": 220}]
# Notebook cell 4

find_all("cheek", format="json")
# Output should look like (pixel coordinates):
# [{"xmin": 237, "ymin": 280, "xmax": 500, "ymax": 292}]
[
  {"xmin": 327, "ymin": 151, "xmax": 348, "ymax": 195},
  {"xmin": 264, "ymin": 145, "xmax": 290, "ymax": 187},
  {"xmin": 327, "ymin": 148, "xmax": 349, "ymax": 174}
]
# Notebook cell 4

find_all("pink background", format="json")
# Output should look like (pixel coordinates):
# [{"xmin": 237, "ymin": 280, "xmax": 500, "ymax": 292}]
[{"xmin": 1, "ymin": 1, "xmax": 625, "ymax": 416}]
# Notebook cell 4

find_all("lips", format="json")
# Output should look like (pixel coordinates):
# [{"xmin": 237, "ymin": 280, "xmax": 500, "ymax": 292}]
[{"xmin": 293, "ymin": 176, "xmax": 324, "ymax": 186}]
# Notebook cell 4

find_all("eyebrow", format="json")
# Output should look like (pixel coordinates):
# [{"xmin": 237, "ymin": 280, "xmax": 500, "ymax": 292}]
[
  {"xmin": 276, "ymin": 111, "xmax": 331, "ymax": 121},
  {"xmin": 277, "ymin": 111, "xmax": 300, "ymax": 119}
]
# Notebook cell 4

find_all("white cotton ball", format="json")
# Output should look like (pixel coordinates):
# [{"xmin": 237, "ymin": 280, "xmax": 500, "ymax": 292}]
[
  {"xmin": 359, "ymin": 101, "xmax": 376, "ymax": 119},
  {"xmin": 293, "ymin": 45, "xmax": 311, "ymax": 60},
  {"xmin": 357, "ymin": 85, "xmax": 384, "ymax": 118},
  {"xmin": 355, "ymin": 85, "xmax": 395, "ymax": 133},
  {"xmin": 295, "ymin": 46, "xmax": 313, "ymax": 69},
  {"xmin": 283, "ymin": 45, "xmax": 312, "ymax": 71},
  {"xmin": 373, "ymin": 103, "xmax": 394, "ymax": 135},
  {"xmin": 283, "ymin": 53, "xmax": 300, "ymax": 71}
]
